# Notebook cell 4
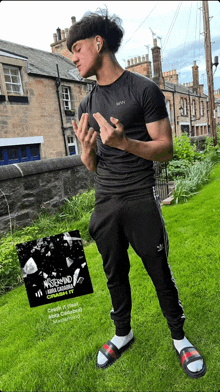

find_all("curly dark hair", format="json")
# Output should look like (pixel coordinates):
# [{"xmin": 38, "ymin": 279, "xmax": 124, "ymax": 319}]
[{"xmin": 67, "ymin": 8, "xmax": 124, "ymax": 54}]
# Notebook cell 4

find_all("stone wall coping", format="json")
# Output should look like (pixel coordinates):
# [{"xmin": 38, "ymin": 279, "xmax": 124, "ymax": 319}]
[{"xmin": 0, "ymin": 155, "xmax": 83, "ymax": 181}]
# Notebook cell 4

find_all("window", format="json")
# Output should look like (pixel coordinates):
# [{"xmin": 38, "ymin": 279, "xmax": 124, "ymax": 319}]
[
  {"xmin": 181, "ymin": 124, "xmax": 190, "ymax": 136},
  {"xmin": 192, "ymin": 100, "xmax": 196, "ymax": 116},
  {"xmin": 183, "ymin": 98, "xmax": 188, "ymax": 116},
  {"xmin": 3, "ymin": 65, "xmax": 23, "ymax": 95},
  {"xmin": 166, "ymin": 100, "xmax": 173, "ymax": 123},
  {"xmin": 62, "ymin": 86, "xmax": 71, "ymax": 110},
  {"xmin": 0, "ymin": 144, "xmax": 40, "ymax": 166},
  {"xmin": 67, "ymin": 135, "xmax": 77, "ymax": 155},
  {"xmin": 180, "ymin": 98, "xmax": 184, "ymax": 116},
  {"xmin": 217, "ymin": 105, "xmax": 220, "ymax": 118},
  {"xmin": 200, "ymin": 101, "xmax": 204, "ymax": 117},
  {"xmin": 180, "ymin": 98, "xmax": 188, "ymax": 116}
]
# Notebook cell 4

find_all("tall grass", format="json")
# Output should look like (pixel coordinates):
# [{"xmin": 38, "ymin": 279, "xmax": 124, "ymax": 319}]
[
  {"xmin": 1, "ymin": 163, "xmax": 220, "ymax": 392},
  {"xmin": 173, "ymin": 158, "xmax": 215, "ymax": 203}
]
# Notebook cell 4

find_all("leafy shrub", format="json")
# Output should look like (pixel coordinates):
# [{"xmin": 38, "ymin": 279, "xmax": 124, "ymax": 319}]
[
  {"xmin": 167, "ymin": 131, "xmax": 220, "ymax": 182},
  {"xmin": 173, "ymin": 158, "xmax": 214, "ymax": 204},
  {"xmin": 173, "ymin": 133, "xmax": 197, "ymax": 162},
  {"xmin": 167, "ymin": 159, "xmax": 191, "ymax": 181}
]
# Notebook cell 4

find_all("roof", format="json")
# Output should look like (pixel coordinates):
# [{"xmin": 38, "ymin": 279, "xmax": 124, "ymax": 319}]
[
  {"xmin": 164, "ymin": 80, "xmax": 207, "ymax": 98},
  {"xmin": 0, "ymin": 40, "xmax": 89, "ymax": 83}
]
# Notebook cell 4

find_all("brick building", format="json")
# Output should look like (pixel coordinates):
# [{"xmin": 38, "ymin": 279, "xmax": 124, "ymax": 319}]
[
  {"xmin": 0, "ymin": 35, "xmax": 93, "ymax": 166},
  {"xmin": 126, "ymin": 38, "xmax": 220, "ymax": 139}
]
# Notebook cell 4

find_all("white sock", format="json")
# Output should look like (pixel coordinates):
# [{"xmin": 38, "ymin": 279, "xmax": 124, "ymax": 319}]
[
  {"xmin": 97, "ymin": 329, "xmax": 134, "ymax": 366},
  {"xmin": 173, "ymin": 336, "xmax": 203, "ymax": 373}
]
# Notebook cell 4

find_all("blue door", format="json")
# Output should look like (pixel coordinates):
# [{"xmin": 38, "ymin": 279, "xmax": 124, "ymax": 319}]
[{"xmin": 0, "ymin": 144, "xmax": 40, "ymax": 166}]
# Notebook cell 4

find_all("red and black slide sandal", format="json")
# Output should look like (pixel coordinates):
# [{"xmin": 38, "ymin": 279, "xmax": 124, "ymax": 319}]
[
  {"xmin": 175, "ymin": 346, "xmax": 207, "ymax": 378},
  {"xmin": 96, "ymin": 337, "xmax": 135, "ymax": 369}
]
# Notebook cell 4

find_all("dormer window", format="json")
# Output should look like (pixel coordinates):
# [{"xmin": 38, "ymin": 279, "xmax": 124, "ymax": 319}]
[{"xmin": 3, "ymin": 65, "xmax": 23, "ymax": 95}]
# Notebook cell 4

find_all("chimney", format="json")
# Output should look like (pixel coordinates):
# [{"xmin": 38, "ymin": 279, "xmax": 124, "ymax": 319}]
[
  {"xmin": 56, "ymin": 27, "xmax": 61, "ymax": 42},
  {"xmin": 192, "ymin": 61, "xmax": 199, "ymax": 94},
  {"xmin": 71, "ymin": 16, "xmax": 76, "ymax": 25},
  {"xmin": 65, "ymin": 28, "xmax": 69, "ymax": 38},
  {"xmin": 163, "ymin": 69, "xmax": 178, "ymax": 84},
  {"xmin": 53, "ymin": 33, "xmax": 57, "ymax": 43},
  {"xmin": 51, "ymin": 18, "xmax": 76, "ymax": 60},
  {"xmin": 145, "ymin": 54, "xmax": 152, "ymax": 79},
  {"xmin": 151, "ymin": 37, "xmax": 164, "ymax": 88},
  {"xmin": 61, "ymin": 30, "xmax": 65, "ymax": 40}
]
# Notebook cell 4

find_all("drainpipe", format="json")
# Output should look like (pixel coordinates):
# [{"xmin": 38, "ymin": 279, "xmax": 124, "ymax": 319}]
[
  {"xmin": 188, "ymin": 89, "xmax": 192, "ymax": 137},
  {"xmin": 172, "ymin": 85, "xmax": 177, "ymax": 136},
  {"xmin": 55, "ymin": 63, "xmax": 68, "ymax": 156}
]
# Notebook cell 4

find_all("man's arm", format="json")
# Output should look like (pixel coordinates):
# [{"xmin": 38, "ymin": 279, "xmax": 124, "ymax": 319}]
[
  {"xmin": 123, "ymin": 117, "xmax": 173, "ymax": 162},
  {"xmin": 72, "ymin": 113, "xmax": 98, "ymax": 172},
  {"xmin": 93, "ymin": 113, "xmax": 173, "ymax": 163}
]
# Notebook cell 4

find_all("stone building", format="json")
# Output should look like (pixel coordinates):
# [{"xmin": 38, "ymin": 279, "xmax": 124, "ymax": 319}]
[
  {"xmin": 126, "ymin": 38, "xmax": 220, "ymax": 139},
  {"xmin": 0, "ymin": 36, "xmax": 93, "ymax": 166}
]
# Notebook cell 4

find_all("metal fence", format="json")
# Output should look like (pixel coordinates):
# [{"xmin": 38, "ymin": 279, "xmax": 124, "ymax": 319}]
[{"xmin": 153, "ymin": 161, "xmax": 169, "ymax": 201}]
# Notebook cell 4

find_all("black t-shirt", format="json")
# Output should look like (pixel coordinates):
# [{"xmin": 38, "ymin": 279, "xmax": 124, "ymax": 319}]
[{"xmin": 78, "ymin": 70, "xmax": 168, "ymax": 196}]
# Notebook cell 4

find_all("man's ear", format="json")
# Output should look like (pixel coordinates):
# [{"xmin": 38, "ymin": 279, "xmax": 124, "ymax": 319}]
[{"xmin": 94, "ymin": 35, "xmax": 105, "ymax": 52}]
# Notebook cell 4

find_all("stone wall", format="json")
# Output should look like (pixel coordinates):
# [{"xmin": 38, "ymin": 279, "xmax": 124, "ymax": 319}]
[{"xmin": 0, "ymin": 156, "xmax": 94, "ymax": 234}]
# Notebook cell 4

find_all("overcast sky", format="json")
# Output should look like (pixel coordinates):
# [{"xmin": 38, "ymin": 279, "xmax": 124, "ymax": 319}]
[{"xmin": 0, "ymin": 1, "xmax": 219, "ymax": 87}]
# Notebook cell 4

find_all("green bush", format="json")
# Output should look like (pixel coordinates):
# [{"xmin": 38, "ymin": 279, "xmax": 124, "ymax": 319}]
[
  {"xmin": 167, "ymin": 131, "xmax": 220, "ymax": 182},
  {"xmin": 167, "ymin": 159, "xmax": 191, "ymax": 181},
  {"xmin": 173, "ymin": 133, "xmax": 197, "ymax": 162},
  {"xmin": 173, "ymin": 158, "xmax": 214, "ymax": 203}
]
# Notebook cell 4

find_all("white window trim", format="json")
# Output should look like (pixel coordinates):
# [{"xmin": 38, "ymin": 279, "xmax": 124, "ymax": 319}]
[
  {"xmin": 3, "ymin": 65, "xmax": 23, "ymax": 95},
  {"xmin": 67, "ymin": 135, "xmax": 78, "ymax": 155},
  {"xmin": 192, "ymin": 100, "xmax": 196, "ymax": 116},
  {"xmin": 0, "ymin": 136, "xmax": 44, "ymax": 147},
  {"xmin": 183, "ymin": 98, "xmax": 187, "ymax": 115},
  {"xmin": 62, "ymin": 86, "xmax": 71, "ymax": 110}
]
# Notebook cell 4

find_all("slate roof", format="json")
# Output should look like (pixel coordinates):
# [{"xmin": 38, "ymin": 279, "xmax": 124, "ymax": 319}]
[
  {"xmin": 0, "ymin": 39, "xmax": 88, "ymax": 83},
  {"xmin": 164, "ymin": 80, "xmax": 207, "ymax": 98}
]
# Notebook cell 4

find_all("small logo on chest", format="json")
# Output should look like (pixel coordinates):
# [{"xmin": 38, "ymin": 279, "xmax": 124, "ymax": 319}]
[{"xmin": 116, "ymin": 101, "xmax": 125, "ymax": 106}]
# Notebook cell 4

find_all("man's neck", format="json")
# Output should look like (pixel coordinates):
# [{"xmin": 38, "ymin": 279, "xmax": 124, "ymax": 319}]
[{"xmin": 95, "ymin": 53, "xmax": 124, "ymax": 86}]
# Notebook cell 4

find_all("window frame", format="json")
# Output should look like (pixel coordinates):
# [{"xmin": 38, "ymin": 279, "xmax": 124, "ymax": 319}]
[
  {"xmin": 61, "ymin": 85, "xmax": 71, "ymax": 110},
  {"xmin": 3, "ymin": 64, "xmax": 23, "ymax": 95},
  {"xmin": 184, "ymin": 98, "xmax": 188, "ymax": 116},
  {"xmin": 192, "ymin": 99, "xmax": 196, "ymax": 116},
  {"xmin": 67, "ymin": 134, "xmax": 78, "ymax": 155}
]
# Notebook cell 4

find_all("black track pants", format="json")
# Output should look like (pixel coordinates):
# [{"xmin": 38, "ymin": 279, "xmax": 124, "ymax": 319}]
[{"xmin": 89, "ymin": 187, "xmax": 185, "ymax": 340}]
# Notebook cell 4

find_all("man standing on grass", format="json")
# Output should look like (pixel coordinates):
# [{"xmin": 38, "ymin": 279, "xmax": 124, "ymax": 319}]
[{"xmin": 69, "ymin": 9, "xmax": 206, "ymax": 378}]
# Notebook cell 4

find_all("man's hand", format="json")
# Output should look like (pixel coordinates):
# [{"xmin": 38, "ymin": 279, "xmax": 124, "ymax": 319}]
[
  {"xmin": 72, "ymin": 113, "xmax": 97, "ymax": 152},
  {"xmin": 72, "ymin": 113, "xmax": 97, "ymax": 172},
  {"xmin": 93, "ymin": 112, "xmax": 127, "ymax": 150}
]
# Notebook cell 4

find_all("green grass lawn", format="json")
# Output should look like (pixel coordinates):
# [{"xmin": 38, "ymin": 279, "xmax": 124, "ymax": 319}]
[{"xmin": 1, "ymin": 164, "xmax": 220, "ymax": 392}]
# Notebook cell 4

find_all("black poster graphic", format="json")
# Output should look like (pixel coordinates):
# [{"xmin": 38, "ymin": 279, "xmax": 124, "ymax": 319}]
[{"xmin": 16, "ymin": 230, "xmax": 93, "ymax": 307}]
